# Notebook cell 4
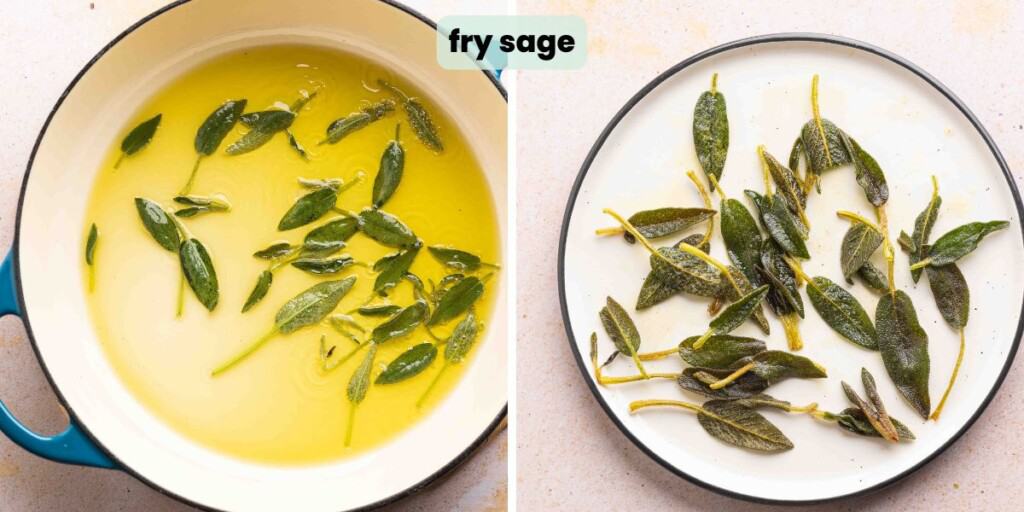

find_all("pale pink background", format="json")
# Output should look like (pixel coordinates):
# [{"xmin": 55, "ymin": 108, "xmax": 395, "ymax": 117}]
[
  {"xmin": 0, "ymin": 1, "xmax": 506, "ymax": 510},
  {"xmin": 517, "ymin": 1, "xmax": 1024, "ymax": 510}
]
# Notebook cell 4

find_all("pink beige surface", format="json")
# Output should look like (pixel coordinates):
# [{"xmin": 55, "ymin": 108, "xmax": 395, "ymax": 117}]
[{"xmin": 517, "ymin": 0, "xmax": 1024, "ymax": 510}]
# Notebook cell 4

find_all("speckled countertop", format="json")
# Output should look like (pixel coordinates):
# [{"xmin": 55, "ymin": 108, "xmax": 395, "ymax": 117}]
[
  {"xmin": 0, "ymin": 1, "xmax": 505, "ymax": 510},
  {"xmin": 516, "ymin": 0, "xmax": 1024, "ymax": 510}
]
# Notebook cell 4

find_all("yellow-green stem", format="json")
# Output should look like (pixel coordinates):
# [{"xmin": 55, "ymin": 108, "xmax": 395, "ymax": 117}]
[
  {"xmin": 811, "ymin": 74, "xmax": 832, "ymax": 166},
  {"xmin": 691, "ymin": 329, "xmax": 715, "ymax": 350},
  {"xmin": 113, "ymin": 152, "xmax": 125, "ymax": 169},
  {"xmin": 931, "ymin": 328, "xmax": 966, "ymax": 421},
  {"xmin": 344, "ymin": 404, "xmax": 357, "ymax": 447},
  {"xmin": 875, "ymin": 205, "xmax": 896, "ymax": 294},
  {"xmin": 88, "ymin": 265, "xmax": 95, "ymax": 293},
  {"xmin": 629, "ymin": 399, "xmax": 703, "ymax": 414},
  {"xmin": 836, "ymin": 210, "xmax": 882, "ymax": 233},
  {"xmin": 686, "ymin": 170, "xmax": 714, "ymax": 247},
  {"xmin": 909, "ymin": 258, "xmax": 932, "ymax": 271},
  {"xmin": 709, "ymin": 362, "xmax": 755, "ymax": 389},
  {"xmin": 594, "ymin": 226, "xmax": 625, "ymax": 237},
  {"xmin": 707, "ymin": 174, "xmax": 727, "ymax": 200},
  {"xmin": 637, "ymin": 347, "xmax": 679, "ymax": 361},
  {"xmin": 176, "ymin": 272, "xmax": 185, "ymax": 318},
  {"xmin": 781, "ymin": 313, "xmax": 803, "ymax": 351},
  {"xmin": 417, "ymin": 362, "xmax": 448, "ymax": 408},
  {"xmin": 211, "ymin": 326, "xmax": 279, "ymax": 376},
  {"xmin": 179, "ymin": 154, "xmax": 203, "ymax": 195},
  {"xmin": 598, "ymin": 372, "xmax": 680, "ymax": 385},
  {"xmin": 710, "ymin": 73, "xmax": 718, "ymax": 94}
]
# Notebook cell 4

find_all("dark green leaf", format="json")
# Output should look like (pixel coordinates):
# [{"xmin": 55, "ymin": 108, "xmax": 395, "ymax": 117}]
[
  {"xmin": 226, "ymin": 110, "xmax": 295, "ymax": 155},
  {"xmin": 374, "ymin": 243, "xmax": 421, "ymax": 295},
  {"xmin": 697, "ymin": 400, "xmax": 793, "ymax": 453},
  {"xmin": 322, "ymin": 99, "xmax": 396, "ymax": 145},
  {"xmin": 749, "ymin": 350, "xmax": 827, "ymax": 385},
  {"xmin": 371, "ymin": 301, "xmax": 428, "ymax": 343},
  {"xmin": 720, "ymin": 198, "xmax": 764, "ymax": 286},
  {"xmin": 372, "ymin": 126, "xmax": 404, "ymax": 209},
  {"xmin": 841, "ymin": 134, "xmax": 888, "ymax": 207},
  {"xmin": 758, "ymin": 240, "xmax": 803, "ymax": 317},
  {"xmin": 800, "ymin": 118, "xmax": 851, "ymax": 176},
  {"xmin": 677, "ymin": 367, "xmax": 769, "ymax": 400},
  {"xmin": 857, "ymin": 262, "xmax": 888, "ymax": 293},
  {"xmin": 835, "ymin": 407, "xmax": 915, "ymax": 441},
  {"xmin": 120, "ymin": 114, "xmax": 161, "ymax": 158},
  {"xmin": 927, "ymin": 221, "xmax": 1010, "ymax": 267},
  {"xmin": 358, "ymin": 304, "xmax": 402, "ymax": 317},
  {"xmin": 650, "ymin": 247, "xmax": 722, "ymax": 298},
  {"xmin": 806, "ymin": 276, "xmax": 877, "ymax": 350},
  {"xmin": 624, "ymin": 207, "xmax": 716, "ymax": 243},
  {"xmin": 445, "ymin": 310, "xmax": 480, "ymax": 363},
  {"xmin": 709, "ymin": 285, "xmax": 769, "ymax": 335},
  {"xmin": 85, "ymin": 223, "xmax": 98, "ymax": 265},
  {"xmin": 179, "ymin": 238, "xmax": 219, "ymax": 311},
  {"xmin": 679, "ymin": 335, "xmax": 766, "ymax": 369},
  {"xmin": 876, "ymin": 290, "xmax": 931, "ymax": 418},
  {"xmin": 692, "ymin": 75, "xmax": 728, "ymax": 189},
  {"xmin": 380, "ymin": 80, "xmax": 443, "ymax": 152},
  {"xmin": 721, "ymin": 266, "xmax": 771, "ymax": 334},
  {"xmin": 842, "ymin": 381, "xmax": 899, "ymax": 442},
  {"xmin": 278, "ymin": 187, "xmax": 338, "ymax": 231},
  {"xmin": 926, "ymin": 263, "xmax": 969, "ymax": 328},
  {"xmin": 748, "ymin": 191, "xmax": 809, "ymax": 259},
  {"xmin": 635, "ymin": 235, "xmax": 708, "ymax": 310},
  {"xmin": 858, "ymin": 367, "xmax": 900, "ymax": 441},
  {"xmin": 242, "ymin": 270, "xmax": 273, "ymax": 313},
  {"xmin": 275, "ymin": 277, "xmax": 356, "ymax": 333},
  {"xmin": 347, "ymin": 343, "xmax": 376, "ymax": 404},
  {"xmin": 253, "ymin": 242, "xmax": 297, "ymax": 260},
  {"xmin": 376, "ymin": 343, "xmax": 436, "ymax": 384},
  {"xmin": 907, "ymin": 189, "xmax": 942, "ymax": 282},
  {"xmin": 304, "ymin": 217, "xmax": 359, "ymax": 252},
  {"xmin": 841, "ymin": 222, "xmax": 883, "ymax": 281},
  {"xmin": 788, "ymin": 137, "xmax": 804, "ymax": 175},
  {"xmin": 761, "ymin": 148, "xmax": 806, "ymax": 211},
  {"xmin": 428, "ymin": 245, "xmax": 482, "ymax": 271},
  {"xmin": 599, "ymin": 296, "xmax": 641, "ymax": 355},
  {"xmin": 292, "ymin": 255, "xmax": 355, "ymax": 275},
  {"xmin": 286, "ymin": 130, "xmax": 309, "ymax": 160},
  {"xmin": 134, "ymin": 197, "xmax": 180, "ymax": 252},
  {"xmin": 195, "ymin": 100, "xmax": 246, "ymax": 155},
  {"xmin": 428, "ymin": 277, "xmax": 483, "ymax": 326},
  {"xmin": 358, "ymin": 209, "xmax": 417, "ymax": 247}
]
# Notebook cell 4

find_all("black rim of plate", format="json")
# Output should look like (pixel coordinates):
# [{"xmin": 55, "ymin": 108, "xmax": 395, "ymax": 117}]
[
  {"xmin": 10, "ymin": 1, "xmax": 506, "ymax": 511},
  {"xmin": 557, "ymin": 32, "xmax": 1024, "ymax": 505}
]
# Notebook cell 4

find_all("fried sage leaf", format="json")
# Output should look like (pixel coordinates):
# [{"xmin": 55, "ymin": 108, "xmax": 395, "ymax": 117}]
[
  {"xmin": 428, "ymin": 245, "xmax": 483, "ymax": 271},
  {"xmin": 922, "ymin": 221, "xmax": 1010, "ymax": 267},
  {"xmin": 117, "ymin": 114, "xmax": 161, "ymax": 167},
  {"xmin": 179, "ymin": 239, "xmax": 219, "ymax": 311},
  {"xmin": 303, "ymin": 217, "xmax": 359, "ymax": 253},
  {"xmin": 678, "ymin": 367, "xmax": 769, "ymax": 400},
  {"xmin": 759, "ymin": 240, "xmax": 803, "ymax": 317},
  {"xmin": 276, "ymin": 277, "xmax": 356, "ymax": 334},
  {"xmin": 747, "ymin": 350, "xmax": 827, "ymax": 385},
  {"xmin": 322, "ymin": 99, "xmax": 396, "ymax": 145},
  {"xmin": 379, "ymin": 80, "xmax": 443, "ymax": 152},
  {"xmin": 376, "ymin": 343, "xmax": 437, "ymax": 384},
  {"xmin": 358, "ymin": 304, "xmax": 401, "ymax": 317},
  {"xmin": 720, "ymin": 198, "xmax": 764, "ymax": 285},
  {"xmin": 371, "ymin": 301, "xmax": 428, "ymax": 343},
  {"xmin": 698, "ymin": 400, "xmax": 793, "ymax": 453},
  {"xmin": 445, "ymin": 310, "xmax": 480, "ymax": 363},
  {"xmin": 650, "ymin": 246, "xmax": 722, "ymax": 298},
  {"xmin": 841, "ymin": 221, "xmax": 883, "ymax": 281},
  {"xmin": 253, "ymin": 242, "xmax": 298, "ymax": 260},
  {"xmin": 679, "ymin": 335, "xmax": 766, "ymax": 369},
  {"xmin": 806, "ymin": 276, "xmax": 878, "ymax": 350},
  {"xmin": 372, "ymin": 125, "xmax": 404, "ymax": 208},
  {"xmin": 374, "ymin": 243, "xmax": 421, "ymax": 295},
  {"xmin": 292, "ymin": 255, "xmax": 355, "ymax": 275},
  {"xmin": 843, "ymin": 381, "xmax": 899, "ymax": 442},
  {"xmin": 286, "ymin": 130, "xmax": 309, "ymax": 160},
  {"xmin": 876, "ymin": 290, "xmax": 931, "ymax": 418},
  {"xmin": 242, "ymin": 270, "xmax": 272, "ymax": 313},
  {"xmin": 834, "ymin": 408, "xmax": 915, "ymax": 441},
  {"xmin": 800, "ymin": 118, "xmax": 851, "ymax": 177},
  {"xmin": 692, "ymin": 73, "xmax": 729, "ymax": 189},
  {"xmin": 906, "ymin": 181, "xmax": 942, "ymax": 282},
  {"xmin": 428, "ymin": 276, "xmax": 483, "ymax": 326},
  {"xmin": 747, "ymin": 191, "xmax": 809, "ymax": 259},
  {"xmin": 623, "ymin": 207, "xmax": 716, "ymax": 243},
  {"xmin": 278, "ymin": 187, "xmax": 338, "ymax": 231},
  {"xmin": 842, "ymin": 134, "xmax": 888, "ymax": 207},
  {"xmin": 708, "ymin": 285, "xmax": 770, "ymax": 336},
  {"xmin": 226, "ymin": 109, "xmax": 296, "ymax": 155},
  {"xmin": 761, "ymin": 147, "xmax": 806, "ymax": 212},
  {"xmin": 721, "ymin": 266, "xmax": 771, "ymax": 334},
  {"xmin": 926, "ymin": 263, "xmax": 969, "ymax": 328},
  {"xmin": 599, "ymin": 296, "xmax": 641, "ymax": 356},
  {"xmin": 857, "ymin": 262, "xmax": 889, "ymax": 292},
  {"xmin": 134, "ymin": 198, "xmax": 181, "ymax": 252},
  {"xmin": 358, "ymin": 209, "xmax": 417, "ymax": 247},
  {"xmin": 635, "ymin": 234, "xmax": 707, "ymax": 310}
]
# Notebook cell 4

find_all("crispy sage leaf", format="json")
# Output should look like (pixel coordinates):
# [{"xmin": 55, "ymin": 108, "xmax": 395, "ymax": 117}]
[
  {"xmin": 179, "ymin": 239, "xmax": 219, "ymax": 311},
  {"xmin": 841, "ymin": 221, "xmax": 883, "ymax": 281},
  {"xmin": 762, "ymin": 148, "xmax": 806, "ymax": 211},
  {"xmin": 358, "ymin": 304, "xmax": 402, "ymax": 317},
  {"xmin": 428, "ymin": 245, "xmax": 482, "ymax": 271},
  {"xmin": 428, "ymin": 276, "xmax": 483, "ymax": 326},
  {"xmin": 322, "ymin": 99, "xmax": 396, "ymax": 145},
  {"xmin": 650, "ymin": 247, "xmax": 722, "ymax": 298},
  {"xmin": 226, "ymin": 110, "xmax": 296, "ymax": 155},
  {"xmin": 748, "ymin": 350, "xmax": 827, "ymax": 385},
  {"xmin": 275, "ymin": 277, "xmax": 356, "ymax": 333},
  {"xmin": 907, "ymin": 187, "xmax": 942, "ymax": 282},
  {"xmin": 698, "ymin": 400, "xmax": 792, "ymax": 453},
  {"xmin": 677, "ymin": 367, "xmax": 769, "ymax": 400},
  {"xmin": 720, "ymin": 198, "xmax": 764, "ymax": 286},
  {"xmin": 857, "ymin": 262, "xmax": 889, "ymax": 292},
  {"xmin": 117, "ymin": 114, "xmax": 161, "ymax": 166},
  {"xmin": 134, "ymin": 198, "xmax": 180, "ymax": 252},
  {"xmin": 876, "ymin": 290, "xmax": 930, "ymax": 418},
  {"xmin": 371, "ymin": 301, "xmax": 428, "ymax": 343},
  {"xmin": 925, "ymin": 221, "xmax": 1009, "ymax": 267},
  {"xmin": 635, "ymin": 234, "xmax": 707, "ymax": 310},
  {"xmin": 679, "ymin": 335, "xmax": 766, "ymax": 369},
  {"xmin": 842, "ymin": 134, "xmax": 889, "ymax": 207},
  {"xmin": 692, "ymin": 74, "xmax": 729, "ymax": 189},
  {"xmin": 800, "ymin": 118, "xmax": 851, "ymax": 176},
  {"xmin": 292, "ymin": 255, "xmax": 355, "ymax": 275},
  {"xmin": 623, "ymin": 207, "xmax": 716, "ymax": 243},
  {"xmin": 926, "ymin": 263, "xmax": 969, "ymax": 328},
  {"xmin": 747, "ymin": 191, "xmax": 809, "ymax": 259},
  {"xmin": 842, "ymin": 380, "xmax": 898, "ymax": 442},
  {"xmin": 445, "ymin": 310, "xmax": 480, "ymax": 363},
  {"xmin": 835, "ymin": 407, "xmax": 915, "ymax": 441},
  {"xmin": 85, "ymin": 223, "xmax": 98, "ymax": 265},
  {"xmin": 380, "ymin": 80, "xmax": 443, "ymax": 152},
  {"xmin": 721, "ymin": 266, "xmax": 771, "ymax": 334},
  {"xmin": 859, "ymin": 367, "xmax": 900, "ymax": 441},
  {"xmin": 708, "ymin": 285, "xmax": 770, "ymax": 335},
  {"xmin": 805, "ymin": 276, "xmax": 878, "ymax": 350},
  {"xmin": 372, "ymin": 125, "xmax": 404, "ymax": 208},
  {"xmin": 599, "ymin": 296, "xmax": 641, "ymax": 356},
  {"xmin": 374, "ymin": 243, "xmax": 421, "ymax": 295},
  {"xmin": 376, "ymin": 343, "xmax": 436, "ymax": 384},
  {"xmin": 278, "ymin": 187, "xmax": 337, "ymax": 231},
  {"xmin": 347, "ymin": 343, "xmax": 376, "ymax": 404},
  {"xmin": 242, "ymin": 270, "xmax": 273, "ymax": 313},
  {"xmin": 304, "ymin": 217, "xmax": 359, "ymax": 252},
  {"xmin": 758, "ymin": 240, "xmax": 803, "ymax": 317},
  {"xmin": 253, "ymin": 242, "xmax": 297, "ymax": 260},
  {"xmin": 358, "ymin": 209, "xmax": 418, "ymax": 247}
]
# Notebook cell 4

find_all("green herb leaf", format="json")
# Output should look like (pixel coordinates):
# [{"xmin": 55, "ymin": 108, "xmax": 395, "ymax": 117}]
[
  {"xmin": 379, "ymin": 80, "xmax": 443, "ymax": 152},
  {"xmin": 697, "ymin": 400, "xmax": 793, "ymax": 452},
  {"xmin": 721, "ymin": 266, "xmax": 771, "ymax": 334},
  {"xmin": 292, "ymin": 255, "xmax": 355, "ymax": 275},
  {"xmin": 85, "ymin": 223, "xmax": 98, "ymax": 265},
  {"xmin": 134, "ymin": 198, "xmax": 180, "ymax": 252},
  {"xmin": 800, "ymin": 118, "xmax": 851, "ymax": 177},
  {"xmin": 195, "ymin": 100, "xmax": 246, "ymax": 155},
  {"xmin": 428, "ymin": 276, "xmax": 483, "ymax": 326},
  {"xmin": 446, "ymin": 310, "xmax": 480, "ymax": 363},
  {"xmin": 358, "ymin": 304, "xmax": 402, "ymax": 317},
  {"xmin": 835, "ymin": 407, "xmax": 915, "ymax": 441},
  {"xmin": 347, "ymin": 343, "xmax": 376, "ymax": 404},
  {"xmin": 304, "ymin": 217, "xmax": 359, "ymax": 253},
  {"xmin": 286, "ymin": 129, "xmax": 309, "ymax": 160},
  {"xmin": 322, "ymin": 99, "xmax": 396, "ymax": 145},
  {"xmin": 857, "ymin": 262, "xmax": 889, "ymax": 293},
  {"xmin": 758, "ymin": 240, "xmax": 803, "ymax": 317},
  {"xmin": 179, "ymin": 238, "xmax": 219, "ymax": 311},
  {"xmin": 926, "ymin": 263, "xmax": 969, "ymax": 328},
  {"xmin": 118, "ymin": 114, "xmax": 161, "ymax": 164},
  {"xmin": 876, "ymin": 290, "xmax": 931, "ymax": 418},
  {"xmin": 677, "ymin": 367, "xmax": 769, "ymax": 400},
  {"xmin": 748, "ymin": 350, "xmax": 827, "ymax": 385},
  {"xmin": 372, "ymin": 125, "xmax": 404, "ymax": 209},
  {"xmin": 761, "ymin": 148, "xmax": 806, "ymax": 212},
  {"xmin": 692, "ymin": 74, "xmax": 728, "ymax": 189},
  {"xmin": 371, "ymin": 301, "xmax": 428, "ymax": 343},
  {"xmin": 253, "ymin": 242, "xmax": 298, "ymax": 260},
  {"xmin": 226, "ymin": 110, "xmax": 296, "ymax": 155},
  {"xmin": 358, "ymin": 208, "xmax": 417, "ymax": 247},
  {"xmin": 649, "ymin": 246, "xmax": 722, "ymax": 298},
  {"xmin": 374, "ymin": 243, "xmax": 421, "ymax": 295},
  {"xmin": 720, "ymin": 198, "xmax": 764, "ymax": 286},
  {"xmin": 278, "ymin": 187, "xmax": 338, "ymax": 231},
  {"xmin": 788, "ymin": 137, "xmax": 804, "ymax": 175},
  {"xmin": 858, "ymin": 367, "xmax": 900, "ymax": 442},
  {"xmin": 708, "ymin": 285, "xmax": 769, "ymax": 335},
  {"xmin": 242, "ymin": 270, "xmax": 273, "ymax": 313},
  {"xmin": 842, "ymin": 134, "xmax": 889, "ymax": 207},
  {"xmin": 841, "ymin": 221, "xmax": 883, "ymax": 281},
  {"xmin": 679, "ymin": 335, "xmax": 766, "ymax": 369},
  {"xmin": 376, "ymin": 343, "xmax": 437, "ymax": 384},
  {"xmin": 925, "ymin": 221, "xmax": 1010, "ymax": 267},
  {"xmin": 906, "ymin": 184, "xmax": 942, "ymax": 282},
  {"xmin": 747, "ymin": 191, "xmax": 809, "ymax": 259},
  {"xmin": 428, "ymin": 245, "xmax": 483, "ymax": 271},
  {"xmin": 805, "ymin": 276, "xmax": 878, "ymax": 350},
  {"xmin": 599, "ymin": 296, "xmax": 641, "ymax": 356},
  {"xmin": 635, "ymin": 234, "xmax": 708, "ymax": 310},
  {"xmin": 275, "ymin": 278, "xmax": 356, "ymax": 333},
  {"xmin": 624, "ymin": 207, "xmax": 716, "ymax": 243}
]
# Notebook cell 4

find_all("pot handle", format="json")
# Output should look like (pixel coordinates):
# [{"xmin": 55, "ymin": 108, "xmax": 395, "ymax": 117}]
[{"xmin": 0, "ymin": 252, "xmax": 116, "ymax": 469}]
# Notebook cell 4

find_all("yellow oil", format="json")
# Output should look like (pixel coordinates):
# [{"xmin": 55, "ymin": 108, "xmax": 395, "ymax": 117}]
[{"xmin": 82, "ymin": 45, "xmax": 500, "ymax": 465}]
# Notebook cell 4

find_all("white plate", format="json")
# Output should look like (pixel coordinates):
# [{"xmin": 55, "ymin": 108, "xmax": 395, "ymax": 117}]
[{"xmin": 559, "ymin": 34, "xmax": 1024, "ymax": 504}]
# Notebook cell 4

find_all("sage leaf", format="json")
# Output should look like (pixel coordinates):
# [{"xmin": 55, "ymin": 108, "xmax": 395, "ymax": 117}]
[
  {"xmin": 195, "ymin": 99, "xmax": 246, "ymax": 155},
  {"xmin": 286, "ymin": 130, "xmax": 309, "ymax": 160},
  {"xmin": 358, "ymin": 304, "xmax": 401, "ymax": 317},
  {"xmin": 842, "ymin": 380, "xmax": 898, "ymax": 443},
  {"xmin": 697, "ymin": 400, "xmax": 793, "ymax": 453},
  {"xmin": 677, "ymin": 367, "xmax": 769, "ymax": 400},
  {"xmin": 748, "ymin": 350, "xmax": 827, "ymax": 385},
  {"xmin": 173, "ymin": 194, "xmax": 230, "ymax": 218},
  {"xmin": 720, "ymin": 198, "xmax": 764, "ymax": 286},
  {"xmin": 276, "ymin": 277, "xmax": 356, "ymax": 333},
  {"xmin": 321, "ymin": 99, "xmax": 395, "ymax": 145},
  {"xmin": 85, "ymin": 223, "xmax": 98, "ymax": 265},
  {"xmin": 859, "ymin": 367, "xmax": 900, "ymax": 441},
  {"xmin": 926, "ymin": 263, "xmax": 969, "ymax": 328},
  {"xmin": 278, "ymin": 187, "xmax": 337, "ymax": 231},
  {"xmin": 857, "ymin": 262, "xmax": 889, "ymax": 293},
  {"xmin": 623, "ymin": 207, "xmax": 716, "ymax": 243},
  {"xmin": 179, "ymin": 238, "xmax": 219, "ymax": 311},
  {"xmin": 445, "ymin": 310, "xmax": 480, "ymax": 363},
  {"xmin": 374, "ymin": 243, "xmax": 421, "ymax": 295},
  {"xmin": 253, "ymin": 242, "xmax": 297, "ymax": 260},
  {"xmin": 841, "ymin": 221, "xmax": 883, "ymax": 281},
  {"xmin": 650, "ymin": 246, "xmax": 722, "ymax": 298},
  {"xmin": 758, "ymin": 240, "xmax": 803, "ymax": 317},
  {"xmin": 800, "ymin": 118, "xmax": 851, "ymax": 177},
  {"xmin": 428, "ymin": 245, "xmax": 483, "ymax": 271},
  {"xmin": 924, "ymin": 220, "xmax": 1009, "ymax": 267},
  {"xmin": 304, "ymin": 217, "xmax": 359, "ymax": 252},
  {"xmin": 372, "ymin": 125, "xmax": 404, "ymax": 208},
  {"xmin": 292, "ymin": 255, "xmax": 355, "ymax": 275},
  {"xmin": 692, "ymin": 73, "xmax": 728, "ymax": 189},
  {"xmin": 428, "ymin": 276, "xmax": 483, "ymax": 326},
  {"xmin": 835, "ymin": 407, "xmax": 915, "ymax": 441},
  {"xmin": 876, "ymin": 290, "xmax": 931, "ymax": 418},
  {"xmin": 788, "ymin": 137, "xmax": 804, "ymax": 175},
  {"xmin": 805, "ymin": 276, "xmax": 878, "ymax": 350},
  {"xmin": 634, "ymin": 234, "xmax": 708, "ymax": 310},
  {"xmin": 117, "ymin": 114, "xmax": 161, "ymax": 167},
  {"xmin": 599, "ymin": 296, "xmax": 641, "ymax": 355},
  {"xmin": 747, "ymin": 191, "xmax": 809, "ymax": 259},
  {"xmin": 708, "ymin": 285, "xmax": 769, "ymax": 336},
  {"xmin": 761, "ymin": 147, "xmax": 806, "ymax": 212},
  {"xmin": 134, "ymin": 197, "xmax": 180, "ymax": 252},
  {"xmin": 348, "ymin": 343, "xmax": 376, "ymax": 404},
  {"xmin": 371, "ymin": 301, "xmax": 428, "ymax": 343},
  {"xmin": 679, "ymin": 335, "xmax": 766, "ymax": 369},
  {"xmin": 379, "ymin": 80, "xmax": 443, "ymax": 152},
  {"xmin": 358, "ymin": 208, "xmax": 417, "ymax": 247},
  {"xmin": 842, "ymin": 134, "xmax": 889, "ymax": 207},
  {"xmin": 906, "ymin": 182, "xmax": 942, "ymax": 282},
  {"xmin": 376, "ymin": 343, "xmax": 436, "ymax": 384},
  {"xmin": 226, "ymin": 110, "xmax": 296, "ymax": 155},
  {"xmin": 241, "ymin": 270, "xmax": 273, "ymax": 313},
  {"xmin": 721, "ymin": 266, "xmax": 771, "ymax": 334}
]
